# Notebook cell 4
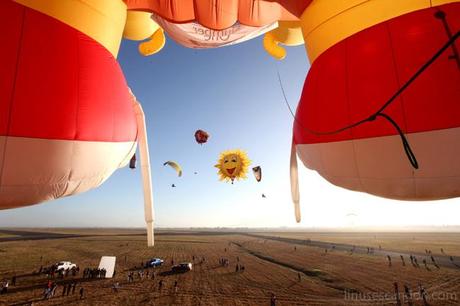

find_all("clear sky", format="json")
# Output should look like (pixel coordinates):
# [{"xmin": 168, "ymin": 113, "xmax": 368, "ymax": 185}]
[{"xmin": 1, "ymin": 35, "xmax": 459, "ymax": 229}]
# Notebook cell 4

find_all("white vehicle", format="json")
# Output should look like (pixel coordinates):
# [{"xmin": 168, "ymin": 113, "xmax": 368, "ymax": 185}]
[{"xmin": 55, "ymin": 261, "xmax": 77, "ymax": 271}]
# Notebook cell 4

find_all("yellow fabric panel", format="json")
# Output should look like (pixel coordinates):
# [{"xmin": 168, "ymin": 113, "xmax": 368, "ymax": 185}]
[
  {"xmin": 138, "ymin": 28, "xmax": 165, "ymax": 56},
  {"xmin": 263, "ymin": 31, "xmax": 287, "ymax": 60},
  {"xmin": 123, "ymin": 11, "xmax": 159, "ymax": 41},
  {"xmin": 300, "ymin": 0, "xmax": 452, "ymax": 63},
  {"xmin": 432, "ymin": 0, "xmax": 460, "ymax": 5},
  {"xmin": 14, "ymin": 0, "xmax": 127, "ymax": 58},
  {"xmin": 263, "ymin": 21, "xmax": 304, "ymax": 60},
  {"xmin": 272, "ymin": 21, "xmax": 304, "ymax": 46}
]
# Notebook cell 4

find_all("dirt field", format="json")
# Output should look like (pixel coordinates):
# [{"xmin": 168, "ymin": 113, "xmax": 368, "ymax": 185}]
[{"xmin": 0, "ymin": 229, "xmax": 459, "ymax": 306}]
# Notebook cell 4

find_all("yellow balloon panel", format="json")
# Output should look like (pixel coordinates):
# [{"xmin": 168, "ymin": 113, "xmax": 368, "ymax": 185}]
[
  {"xmin": 138, "ymin": 28, "xmax": 165, "ymax": 56},
  {"xmin": 263, "ymin": 21, "xmax": 304, "ymax": 60},
  {"xmin": 123, "ymin": 11, "xmax": 159, "ymax": 41},
  {"xmin": 14, "ymin": 0, "xmax": 127, "ymax": 57}
]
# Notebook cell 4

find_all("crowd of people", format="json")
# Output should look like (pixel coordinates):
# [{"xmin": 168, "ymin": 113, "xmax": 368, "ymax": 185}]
[
  {"xmin": 42, "ymin": 279, "xmax": 84, "ymax": 300},
  {"xmin": 82, "ymin": 267, "xmax": 107, "ymax": 279},
  {"xmin": 39, "ymin": 265, "xmax": 79, "ymax": 279}
]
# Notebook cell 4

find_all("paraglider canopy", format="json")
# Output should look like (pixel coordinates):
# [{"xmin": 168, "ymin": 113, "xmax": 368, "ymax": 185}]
[
  {"xmin": 163, "ymin": 161, "xmax": 182, "ymax": 177},
  {"xmin": 252, "ymin": 166, "xmax": 262, "ymax": 182}
]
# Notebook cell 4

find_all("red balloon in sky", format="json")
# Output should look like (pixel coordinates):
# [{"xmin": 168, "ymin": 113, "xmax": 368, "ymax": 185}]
[{"xmin": 194, "ymin": 130, "xmax": 209, "ymax": 145}]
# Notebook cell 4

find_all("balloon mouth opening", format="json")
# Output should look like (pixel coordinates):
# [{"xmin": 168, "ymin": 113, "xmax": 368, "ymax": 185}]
[{"xmin": 226, "ymin": 167, "xmax": 236, "ymax": 175}]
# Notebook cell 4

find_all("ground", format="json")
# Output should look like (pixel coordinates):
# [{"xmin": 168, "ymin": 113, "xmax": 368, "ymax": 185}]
[{"xmin": 0, "ymin": 229, "xmax": 459, "ymax": 305}]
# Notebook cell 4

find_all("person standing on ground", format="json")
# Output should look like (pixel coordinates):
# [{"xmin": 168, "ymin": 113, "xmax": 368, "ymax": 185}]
[
  {"xmin": 270, "ymin": 293, "xmax": 277, "ymax": 306},
  {"xmin": 403, "ymin": 285, "xmax": 413, "ymax": 306},
  {"xmin": 394, "ymin": 282, "xmax": 401, "ymax": 306},
  {"xmin": 400, "ymin": 255, "xmax": 405, "ymax": 266},
  {"xmin": 79, "ymin": 287, "xmax": 84, "ymax": 300},
  {"xmin": 2, "ymin": 280, "xmax": 9, "ymax": 294},
  {"xmin": 418, "ymin": 283, "xmax": 429, "ymax": 306},
  {"xmin": 174, "ymin": 280, "xmax": 178, "ymax": 294}
]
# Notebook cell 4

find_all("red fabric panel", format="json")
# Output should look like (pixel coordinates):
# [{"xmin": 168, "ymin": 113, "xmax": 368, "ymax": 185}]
[
  {"xmin": 0, "ymin": 1, "xmax": 137, "ymax": 142},
  {"xmin": 295, "ymin": 42, "xmax": 352, "ymax": 144},
  {"xmin": 0, "ymin": 1, "xmax": 24, "ymax": 134},
  {"xmin": 390, "ymin": 6, "xmax": 460, "ymax": 132},
  {"xmin": 294, "ymin": 3, "xmax": 460, "ymax": 145},
  {"xmin": 346, "ymin": 23, "xmax": 407, "ymax": 139}
]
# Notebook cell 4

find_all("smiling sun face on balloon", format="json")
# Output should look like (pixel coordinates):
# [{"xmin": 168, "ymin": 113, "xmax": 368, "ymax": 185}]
[{"xmin": 215, "ymin": 150, "xmax": 251, "ymax": 183}]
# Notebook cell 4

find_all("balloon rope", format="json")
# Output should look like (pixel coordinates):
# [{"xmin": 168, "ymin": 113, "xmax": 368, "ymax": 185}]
[{"xmin": 278, "ymin": 30, "xmax": 460, "ymax": 170}]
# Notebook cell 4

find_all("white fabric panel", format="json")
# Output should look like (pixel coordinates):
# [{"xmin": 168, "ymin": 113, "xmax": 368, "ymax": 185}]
[
  {"xmin": 290, "ymin": 142, "xmax": 300, "ymax": 222},
  {"xmin": 319, "ymin": 139, "xmax": 360, "ymax": 178},
  {"xmin": 411, "ymin": 128, "xmax": 460, "ymax": 178},
  {"xmin": 296, "ymin": 127, "xmax": 460, "ymax": 200},
  {"xmin": 98, "ymin": 256, "xmax": 116, "ymax": 278},
  {"xmin": 0, "ymin": 136, "xmax": 136, "ymax": 209},
  {"xmin": 152, "ymin": 15, "xmax": 278, "ymax": 49},
  {"xmin": 296, "ymin": 140, "xmax": 324, "ymax": 172},
  {"xmin": 353, "ymin": 134, "xmax": 414, "ymax": 179},
  {"xmin": 132, "ymin": 96, "xmax": 155, "ymax": 247}
]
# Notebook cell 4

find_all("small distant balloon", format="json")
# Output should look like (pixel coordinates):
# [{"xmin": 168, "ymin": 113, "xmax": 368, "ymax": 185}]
[
  {"xmin": 262, "ymin": 194, "xmax": 266, "ymax": 198},
  {"xmin": 252, "ymin": 166, "xmax": 262, "ymax": 182},
  {"xmin": 163, "ymin": 161, "xmax": 182, "ymax": 177},
  {"xmin": 171, "ymin": 184, "xmax": 176, "ymax": 188},
  {"xmin": 194, "ymin": 129, "xmax": 209, "ymax": 144}
]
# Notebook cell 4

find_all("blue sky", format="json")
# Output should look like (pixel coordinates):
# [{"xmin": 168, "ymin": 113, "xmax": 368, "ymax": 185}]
[{"xmin": 1, "ymin": 34, "xmax": 459, "ymax": 228}]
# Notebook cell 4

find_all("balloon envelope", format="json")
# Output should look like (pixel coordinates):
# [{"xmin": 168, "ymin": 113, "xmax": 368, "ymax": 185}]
[
  {"xmin": 0, "ymin": 1, "xmax": 137, "ymax": 210},
  {"xmin": 194, "ymin": 130, "xmax": 209, "ymax": 144},
  {"xmin": 293, "ymin": 2, "xmax": 460, "ymax": 201}
]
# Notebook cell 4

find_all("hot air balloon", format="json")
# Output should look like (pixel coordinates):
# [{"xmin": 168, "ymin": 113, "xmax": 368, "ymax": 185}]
[
  {"xmin": 252, "ymin": 166, "xmax": 262, "ymax": 182},
  {"xmin": 0, "ymin": 0, "xmax": 155, "ymax": 246},
  {"xmin": 194, "ymin": 130, "xmax": 210, "ymax": 145},
  {"xmin": 0, "ymin": 0, "xmax": 137, "ymax": 208},
  {"xmin": 163, "ymin": 161, "xmax": 183, "ymax": 177},
  {"xmin": 215, "ymin": 150, "xmax": 251, "ymax": 184},
  {"xmin": 288, "ymin": 0, "xmax": 460, "ymax": 222}
]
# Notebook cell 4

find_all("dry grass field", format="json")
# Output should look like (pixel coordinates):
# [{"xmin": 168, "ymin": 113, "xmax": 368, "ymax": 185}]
[
  {"xmin": 255, "ymin": 232, "xmax": 460, "ymax": 257},
  {"xmin": 0, "ymin": 229, "xmax": 459, "ymax": 306}
]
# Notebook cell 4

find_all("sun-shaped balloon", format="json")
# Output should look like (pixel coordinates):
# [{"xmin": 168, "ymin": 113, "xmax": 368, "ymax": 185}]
[{"xmin": 215, "ymin": 150, "xmax": 251, "ymax": 184}]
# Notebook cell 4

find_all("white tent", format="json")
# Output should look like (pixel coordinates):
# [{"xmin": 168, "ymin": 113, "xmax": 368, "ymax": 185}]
[{"xmin": 98, "ymin": 256, "xmax": 116, "ymax": 278}]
